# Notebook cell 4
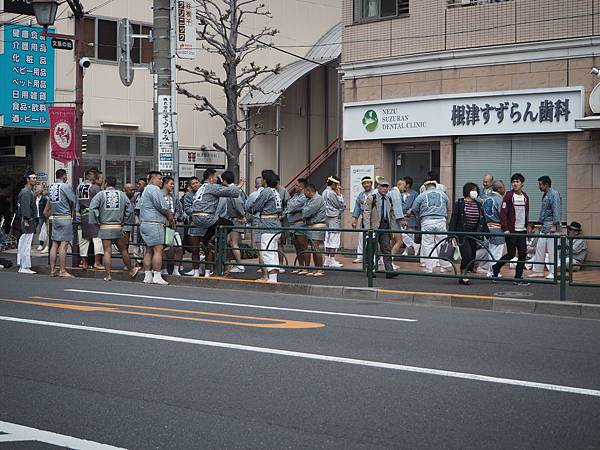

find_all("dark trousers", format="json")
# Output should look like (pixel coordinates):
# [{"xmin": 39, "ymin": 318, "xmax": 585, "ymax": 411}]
[
  {"xmin": 202, "ymin": 217, "xmax": 233, "ymax": 245},
  {"xmin": 459, "ymin": 237, "xmax": 478, "ymax": 274},
  {"xmin": 493, "ymin": 231, "xmax": 527, "ymax": 279},
  {"xmin": 377, "ymin": 221, "xmax": 393, "ymax": 271}
]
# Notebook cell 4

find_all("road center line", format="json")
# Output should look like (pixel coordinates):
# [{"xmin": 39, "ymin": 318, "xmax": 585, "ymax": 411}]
[
  {"xmin": 2, "ymin": 314, "xmax": 599, "ymax": 398},
  {"xmin": 0, "ymin": 420, "xmax": 124, "ymax": 449},
  {"xmin": 65, "ymin": 289, "xmax": 417, "ymax": 323}
]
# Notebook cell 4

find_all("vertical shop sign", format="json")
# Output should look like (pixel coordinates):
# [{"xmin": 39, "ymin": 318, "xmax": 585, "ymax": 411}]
[{"xmin": 49, "ymin": 106, "xmax": 77, "ymax": 163}]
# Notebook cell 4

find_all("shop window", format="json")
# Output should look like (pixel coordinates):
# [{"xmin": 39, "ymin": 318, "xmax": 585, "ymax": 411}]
[
  {"xmin": 83, "ymin": 17, "xmax": 152, "ymax": 63},
  {"xmin": 106, "ymin": 135, "xmax": 130, "ymax": 156},
  {"xmin": 85, "ymin": 134, "xmax": 101, "ymax": 155},
  {"xmin": 354, "ymin": 0, "xmax": 409, "ymax": 21},
  {"xmin": 136, "ymin": 137, "xmax": 154, "ymax": 157}
]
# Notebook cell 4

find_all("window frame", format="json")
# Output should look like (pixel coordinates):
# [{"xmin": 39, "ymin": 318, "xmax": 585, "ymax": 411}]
[
  {"xmin": 83, "ymin": 16, "xmax": 153, "ymax": 65},
  {"xmin": 353, "ymin": 0, "xmax": 410, "ymax": 24}
]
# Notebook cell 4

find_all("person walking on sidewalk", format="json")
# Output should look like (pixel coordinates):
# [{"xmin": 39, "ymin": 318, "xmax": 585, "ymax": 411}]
[
  {"xmin": 408, "ymin": 180, "xmax": 451, "ymax": 274},
  {"xmin": 89, "ymin": 176, "xmax": 139, "ymax": 282},
  {"xmin": 351, "ymin": 176, "xmax": 375, "ymax": 264},
  {"xmin": 16, "ymin": 170, "xmax": 37, "ymax": 274},
  {"xmin": 323, "ymin": 175, "xmax": 346, "ymax": 268},
  {"xmin": 529, "ymin": 176, "xmax": 562, "ymax": 280},
  {"xmin": 285, "ymin": 178, "xmax": 309, "ymax": 273},
  {"xmin": 449, "ymin": 183, "xmax": 488, "ymax": 285},
  {"xmin": 491, "ymin": 173, "xmax": 530, "ymax": 286},
  {"xmin": 301, "ymin": 183, "xmax": 327, "ymax": 277},
  {"xmin": 76, "ymin": 169, "xmax": 103, "ymax": 270},
  {"xmin": 482, "ymin": 180, "xmax": 506, "ymax": 277},
  {"xmin": 250, "ymin": 170, "xmax": 283, "ymax": 283},
  {"xmin": 47, "ymin": 169, "xmax": 77, "ymax": 278},
  {"xmin": 363, "ymin": 178, "xmax": 399, "ymax": 279},
  {"xmin": 139, "ymin": 171, "xmax": 174, "ymax": 285}
]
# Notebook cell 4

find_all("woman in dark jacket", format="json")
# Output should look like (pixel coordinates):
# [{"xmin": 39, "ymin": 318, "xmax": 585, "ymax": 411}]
[{"xmin": 449, "ymin": 182, "xmax": 488, "ymax": 285}]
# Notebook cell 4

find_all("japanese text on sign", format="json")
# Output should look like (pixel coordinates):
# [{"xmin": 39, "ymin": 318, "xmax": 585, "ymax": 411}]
[
  {"xmin": 451, "ymin": 99, "xmax": 571, "ymax": 126},
  {"xmin": 158, "ymin": 95, "xmax": 173, "ymax": 172},
  {"xmin": 177, "ymin": 1, "xmax": 196, "ymax": 59},
  {"xmin": 0, "ymin": 24, "xmax": 55, "ymax": 128}
]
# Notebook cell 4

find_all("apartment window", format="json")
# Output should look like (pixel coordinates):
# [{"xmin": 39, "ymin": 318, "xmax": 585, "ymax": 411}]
[
  {"xmin": 82, "ymin": 17, "xmax": 153, "ymax": 63},
  {"xmin": 447, "ymin": 0, "xmax": 512, "ymax": 8},
  {"xmin": 354, "ymin": 0, "xmax": 409, "ymax": 21}
]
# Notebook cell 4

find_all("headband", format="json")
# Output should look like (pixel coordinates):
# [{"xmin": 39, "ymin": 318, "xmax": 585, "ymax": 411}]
[
  {"xmin": 361, "ymin": 177, "xmax": 373, "ymax": 184},
  {"xmin": 328, "ymin": 176, "xmax": 340, "ymax": 184}
]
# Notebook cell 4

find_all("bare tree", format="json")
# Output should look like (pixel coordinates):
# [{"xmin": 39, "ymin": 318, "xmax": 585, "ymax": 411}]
[{"xmin": 177, "ymin": 0, "xmax": 282, "ymax": 178}]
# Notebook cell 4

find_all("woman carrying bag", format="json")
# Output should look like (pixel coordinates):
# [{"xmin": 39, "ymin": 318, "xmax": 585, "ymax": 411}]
[{"xmin": 449, "ymin": 182, "xmax": 488, "ymax": 285}]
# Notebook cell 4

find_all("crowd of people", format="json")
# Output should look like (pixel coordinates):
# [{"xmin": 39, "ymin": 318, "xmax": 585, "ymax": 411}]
[{"xmin": 7, "ymin": 166, "xmax": 588, "ymax": 287}]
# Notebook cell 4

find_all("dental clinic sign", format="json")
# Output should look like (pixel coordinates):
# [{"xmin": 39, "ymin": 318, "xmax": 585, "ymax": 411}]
[{"xmin": 344, "ymin": 87, "xmax": 583, "ymax": 141}]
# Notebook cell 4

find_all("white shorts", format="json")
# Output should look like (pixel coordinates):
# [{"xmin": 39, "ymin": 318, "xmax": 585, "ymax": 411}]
[
  {"xmin": 261, "ymin": 232, "xmax": 279, "ymax": 271},
  {"xmin": 324, "ymin": 231, "xmax": 341, "ymax": 249}
]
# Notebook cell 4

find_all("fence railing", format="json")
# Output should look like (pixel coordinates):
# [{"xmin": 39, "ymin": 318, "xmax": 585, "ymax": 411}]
[{"xmin": 50, "ymin": 220, "xmax": 600, "ymax": 301}]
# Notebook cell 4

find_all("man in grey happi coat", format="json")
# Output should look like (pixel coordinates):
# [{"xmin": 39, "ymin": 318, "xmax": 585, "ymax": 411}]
[
  {"xmin": 322, "ymin": 175, "xmax": 346, "ymax": 268},
  {"xmin": 182, "ymin": 176, "xmax": 203, "ymax": 277},
  {"xmin": 302, "ymin": 183, "xmax": 327, "ymax": 277},
  {"xmin": 139, "ymin": 171, "xmax": 174, "ymax": 285},
  {"xmin": 16, "ymin": 170, "xmax": 37, "ymax": 274},
  {"xmin": 191, "ymin": 168, "xmax": 243, "ymax": 277},
  {"xmin": 90, "ymin": 176, "xmax": 138, "ymax": 281},
  {"xmin": 77, "ymin": 168, "xmax": 103, "ymax": 269},
  {"xmin": 250, "ymin": 169, "xmax": 283, "ymax": 283},
  {"xmin": 285, "ymin": 178, "xmax": 308, "ymax": 271},
  {"xmin": 48, "ymin": 168, "xmax": 77, "ymax": 278}
]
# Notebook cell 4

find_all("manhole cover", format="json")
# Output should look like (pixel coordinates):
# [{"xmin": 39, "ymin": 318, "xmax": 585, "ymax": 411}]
[{"xmin": 494, "ymin": 291, "xmax": 534, "ymax": 298}]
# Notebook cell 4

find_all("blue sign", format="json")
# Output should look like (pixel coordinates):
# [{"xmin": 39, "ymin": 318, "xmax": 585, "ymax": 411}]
[{"xmin": 0, "ymin": 24, "xmax": 55, "ymax": 128}]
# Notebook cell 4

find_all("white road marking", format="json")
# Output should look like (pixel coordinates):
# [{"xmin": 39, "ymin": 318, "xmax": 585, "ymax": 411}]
[
  {"xmin": 64, "ymin": 289, "xmax": 418, "ymax": 323},
  {"xmin": 0, "ymin": 420, "xmax": 125, "ymax": 449},
  {"xmin": 2, "ymin": 315, "xmax": 600, "ymax": 398}
]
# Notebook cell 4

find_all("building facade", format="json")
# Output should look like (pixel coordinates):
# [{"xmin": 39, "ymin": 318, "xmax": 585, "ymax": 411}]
[
  {"xmin": 0, "ymin": 0, "xmax": 340, "ymax": 208},
  {"xmin": 341, "ymin": 0, "xmax": 600, "ymax": 259}
]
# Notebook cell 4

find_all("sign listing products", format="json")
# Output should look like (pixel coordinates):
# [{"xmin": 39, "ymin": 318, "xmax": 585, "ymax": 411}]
[{"xmin": 0, "ymin": 24, "xmax": 55, "ymax": 128}]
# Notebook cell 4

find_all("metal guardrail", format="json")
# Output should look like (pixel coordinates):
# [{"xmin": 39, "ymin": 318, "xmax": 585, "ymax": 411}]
[{"xmin": 49, "ymin": 220, "xmax": 600, "ymax": 301}]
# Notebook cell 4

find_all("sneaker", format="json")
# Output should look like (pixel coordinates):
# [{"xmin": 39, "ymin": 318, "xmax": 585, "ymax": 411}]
[
  {"xmin": 152, "ymin": 276, "xmax": 169, "ymax": 285},
  {"xmin": 18, "ymin": 268, "xmax": 36, "ymax": 274},
  {"xmin": 527, "ymin": 273, "xmax": 545, "ymax": 278},
  {"xmin": 352, "ymin": 258, "xmax": 363, "ymax": 264},
  {"xmin": 487, "ymin": 272, "xmax": 503, "ymax": 278},
  {"xmin": 40, "ymin": 247, "xmax": 49, "ymax": 254},
  {"xmin": 439, "ymin": 267, "xmax": 450, "ymax": 273},
  {"xmin": 545, "ymin": 273, "xmax": 555, "ymax": 280},
  {"xmin": 392, "ymin": 263, "xmax": 399, "ymax": 270},
  {"xmin": 143, "ymin": 272, "xmax": 153, "ymax": 283},
  {"xmin": 412, "ymin": 244, "xmax": 421, "ymax": 254},
  {"xmin": 514, "ymin": 280, "xmax": 530, "ymax": 286},
  {"xmin": 37, "ymin": 245, "xmax": 43, "ymax": 251},
  {"xmin": 204, "ymin": 271, "xmax": 213, "ymax": 278},
  {"xmin": 161, "ymin": 269, "xmax": 168, "ymax": 275},
  {"xmin": 229, "ymin": 265, "xmax": 245, "ymax": 273},
  {"xmin": 184, "ymin": 269, "xmax": 197, "ymax": 276}
]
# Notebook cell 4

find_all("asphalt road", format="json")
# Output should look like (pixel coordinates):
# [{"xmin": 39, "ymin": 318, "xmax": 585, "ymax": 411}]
[{"xmin": 1, "ymin": 272, "xmax": 600, "ymax": 449}]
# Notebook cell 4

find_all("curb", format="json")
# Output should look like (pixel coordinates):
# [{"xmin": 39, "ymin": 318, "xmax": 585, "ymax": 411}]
[{"xmin": 33, "ymin": 266, "xmax": 600, "ymax": 321}]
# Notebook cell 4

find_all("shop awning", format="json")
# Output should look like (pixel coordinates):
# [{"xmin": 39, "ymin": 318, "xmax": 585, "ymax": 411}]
[{"xmin": 240, "ymin": 23, "xmax": 341, "ymax": 108}]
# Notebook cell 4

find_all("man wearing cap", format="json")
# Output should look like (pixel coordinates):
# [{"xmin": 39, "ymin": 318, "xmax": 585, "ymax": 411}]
[
  {"xmin": 16, "ymin": 170, "xmax": 37, "ymax": 274},
  {"xmin": 76, "ymin": 169, "xmax": 103, "ymax": 270},
  {"xmin": 323, "ymin": 175, "xmax": 346, "ymax": 267},
  {"xmin": 363, "ymin": 178, "xmax": 399, "ymax": 279},
  {"xmin": 47, "ymin": 168, "xmax": 77, "ymax": 277},
  {"xmin": 351, "ymin": 175, "xmax": 375, "ymax": 264},
  {"xmin": 409, "ymin": 179, "xmax": 451, "ymax": 274}
]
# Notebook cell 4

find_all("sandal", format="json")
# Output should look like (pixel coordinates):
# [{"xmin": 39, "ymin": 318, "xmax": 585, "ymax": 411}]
[
  {"xmin": 313, "ymin": 271, "xmax": 325, "ymax": 277},
  {"xmin": 129, "ymin": 267, "xmax": 140, "ymax": 279},
  {"xmin": 58, "ymin": 272, "xmax": 74, "ymax": 278},
  {"xmin": 298, "ymin": 270, "xmax": 308, "ymax": 275}
]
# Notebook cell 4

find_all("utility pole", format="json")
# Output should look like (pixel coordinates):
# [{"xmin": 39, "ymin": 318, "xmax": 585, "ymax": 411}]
[{"xmin": 153, "ymin": 0, "xmax": 174, "ymax": 178}]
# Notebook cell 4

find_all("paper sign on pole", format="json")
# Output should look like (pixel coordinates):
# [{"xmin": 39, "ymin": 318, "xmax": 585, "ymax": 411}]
[
  {"xmin": 177, "ymin": 1, "xmax": 196, "ymax": 59},
  {"xmin": 158, "ymin": 95, "xmax": 173, "ymax": 172},
  {"xmin": 350, "ymin": 165, "xmax": 375, "ymax": 209}
]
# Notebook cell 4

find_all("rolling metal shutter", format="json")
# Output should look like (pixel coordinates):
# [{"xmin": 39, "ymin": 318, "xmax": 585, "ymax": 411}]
[{"xmin": 455, "ymin": 134, "xmax": 567, "ymax": 220}]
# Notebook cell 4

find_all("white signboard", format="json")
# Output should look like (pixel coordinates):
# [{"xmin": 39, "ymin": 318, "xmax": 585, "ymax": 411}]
[
  {"xmin": 158, "ymin": 95, "xmax": 173, "ymax": 172},
  {"xmin": 178, "ymin": 163, "xmax": 195, "ymax": 178},
  {"xmin": 179, "ymin": 149, "xmax": 226, "ymax": 167},
  {"xmin": 344, "ymin": 87, "xmax": 584, "ymax": 141},
  {"xmin": 350, "ymin": 164, "xmax": 374, "ymax": 209},
  {"xmin": 177, "ymin": 0, "xmax": 196, "ymax": 59}
]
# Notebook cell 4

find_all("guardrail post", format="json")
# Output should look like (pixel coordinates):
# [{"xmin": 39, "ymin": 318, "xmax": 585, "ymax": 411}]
[
  {"xmin": 215, "ymin": 226, "xmax": 225, "ymax": 276},
  {"xmin": 559, "ymin": 235, "xmax": 567, "ymax": 301},
  {"xmin": 366, "ymin": 230, "xmax": 375, "ymax": 288}
]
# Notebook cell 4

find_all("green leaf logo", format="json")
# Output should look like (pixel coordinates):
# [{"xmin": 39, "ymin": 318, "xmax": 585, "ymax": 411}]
[{"xmin": 362, "ymin": 109, "xmax": 378, "ymax": 132}]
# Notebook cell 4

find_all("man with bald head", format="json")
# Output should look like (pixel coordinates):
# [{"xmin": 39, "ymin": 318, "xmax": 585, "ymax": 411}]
[{"xmin": 482, "ymin": 174, "xmax": 494, "ymax": 199}]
